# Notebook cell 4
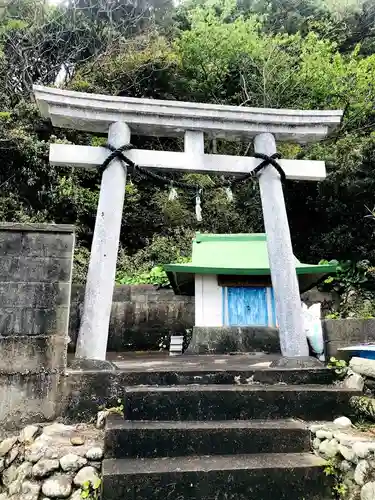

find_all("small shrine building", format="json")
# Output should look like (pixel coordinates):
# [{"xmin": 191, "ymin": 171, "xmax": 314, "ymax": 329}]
[{"xmin": 164, "ymin": 233, "xmax": 336, "ymax": 328}]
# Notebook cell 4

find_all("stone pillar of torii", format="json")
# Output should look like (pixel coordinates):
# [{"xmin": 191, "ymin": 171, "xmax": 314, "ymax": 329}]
[{"xmin": 33, "ymin": 85, "xmax": 342, "ymax": 363}]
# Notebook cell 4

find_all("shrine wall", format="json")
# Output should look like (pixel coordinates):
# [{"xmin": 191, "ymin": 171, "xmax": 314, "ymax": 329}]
[
  {"xmin": 0, "ymin": 223, "xmax": 75, "ymax": 429},
  {"xmin": 194, "ymin": 274, "xmax": 222, "ymax": 327}
]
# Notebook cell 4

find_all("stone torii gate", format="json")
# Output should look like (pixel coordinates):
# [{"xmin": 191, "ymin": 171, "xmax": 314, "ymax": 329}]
[{"xmin": 33, "ymin": 85, "xmax": 342, "ymax": 363}]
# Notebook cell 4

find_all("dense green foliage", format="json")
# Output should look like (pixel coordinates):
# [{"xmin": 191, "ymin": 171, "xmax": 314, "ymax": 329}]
[{"xmin": 0, "ymin": 0, "xmax": 374, "ymax": 297}]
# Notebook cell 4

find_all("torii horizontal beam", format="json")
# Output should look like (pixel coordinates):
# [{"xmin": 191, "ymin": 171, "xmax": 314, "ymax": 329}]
[
  {"xmin": 50, "ymin": 144, "xmax": 326, "ymax": 181},
  {"xmin": 33, "ymin": 85, "xmax": 342, "ymax": 143}
]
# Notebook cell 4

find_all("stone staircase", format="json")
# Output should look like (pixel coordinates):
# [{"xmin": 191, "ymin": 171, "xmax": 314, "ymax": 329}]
[{"xmin": 101, "ymin": 359, "xmax": 359, "ymax": 500}]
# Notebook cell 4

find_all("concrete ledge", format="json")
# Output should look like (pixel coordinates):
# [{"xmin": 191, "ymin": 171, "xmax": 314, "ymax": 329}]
[
  {"xmin": 0, "ymin": 335, "xmax": 67, "ymax": 374},
  {"xmin": 0, "ymin": 222, "xmax": 75, "ymax": 232},
  {"xmin": 185, "ymin": 326, "xmax": 280, "ymax": 354}
]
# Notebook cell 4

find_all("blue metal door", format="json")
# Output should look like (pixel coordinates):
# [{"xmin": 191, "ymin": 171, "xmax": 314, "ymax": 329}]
[{"xmin": 227, "ymin": 287, "xmax": 268, "ymax": 326}]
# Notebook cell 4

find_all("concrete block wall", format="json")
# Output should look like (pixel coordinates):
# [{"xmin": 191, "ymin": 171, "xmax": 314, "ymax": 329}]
[
  {"xmin": 0, "ymin": 223, "xmax": 75, "ymax": 429},
  {"xmin": 69, "ymin": 284, "xmax": 194, "ymax": 351}
]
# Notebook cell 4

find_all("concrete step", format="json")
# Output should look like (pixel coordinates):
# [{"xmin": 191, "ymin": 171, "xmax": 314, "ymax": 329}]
[
  {"xmin": 107, "ymin": 354, "xmax": 335, "ymax": 386},
  {"xmin": 123, "ymin": 384, "xmax": 359, "ymax": 421},
  {"xmin": 115, "ymin": 367, "xmax": 334, "ymax": 386},
  {"xmin": 64, "ymin": 367, "xmax": 337, "ymax": 423},
  {"xmin": 105, "ymin": 416, "xmax": 311, "ymax": 458},
  {"xmin": 102, "ymin": 452, "xmax": 330, "ymax": 500}
]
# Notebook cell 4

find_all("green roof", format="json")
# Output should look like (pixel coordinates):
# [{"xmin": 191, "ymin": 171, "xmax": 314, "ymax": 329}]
[{"xmin": 164, "ymin": 233, "xmax": 337, "ymax": 295}]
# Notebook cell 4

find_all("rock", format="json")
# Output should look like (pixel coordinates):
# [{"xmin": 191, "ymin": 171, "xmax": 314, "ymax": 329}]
[
  {"xmin": 355, "ymin": 460, "xmax": 370, "ymax": 486},
  {"xmin": 19, "ymin": 426, "xmax": 39, "ymax": 445},
  {"xmin": 3, "ymin": 464, "xmax": 19, "ymax": 486},
  {"xmin": 88, "ymin": 461, "xmax": 102, "ymax": 471},
  {"xmin": 348, "ymin": 486, "xmax": 362, "ymax": 500},
  {"xmin": 15, "ymin": 461, "xmax": 33, "ymax": 481},
  {"xmin": 339, "ymin": 444, "xmax": 356, "ymax": 462},
  {"xmin": 42, "ymin": 424, "xmax": 75, "ymax": 437},
  {"xmin": 8, "ymin": 479, "xmax": 23, "ymax": 496},
  {"xmin": 333, "ymin": 416, "xmax": 353, "ymax": 428},
  {"xmin": 319, "ymin": 438, "xmax": 339, "ymax": 458},
  {"xmin": 60, "ymin": 454, "xmax": 87, "ymax": 472},
  {"xmin": 25, "ymin": 439, "xmax": 49, "ymax": 463},
  {"xmin": 0, "ymin": 437, "xmax": 17, "ymax": 457},
  {"xmin": 42, "ymin": 475, "xmax": 72, "ymax": 498},
  {"xmin": 0, "ymin": 493, "xmax": 8, "ymax": 500},
  {"xmin": 361, "ymin": 482, "xmax": 375, "ymax": 500},
  {"xmin": 7, "ymin": 462, "xmax": 33, "ymax": 496},
  {"xmin": 5, "ymin": 445, "xmax": 19, "ymax": 466},
  {"xmin": 73, "ymin": 466, "xmax": 99, "ymax": 487},
  {"xmin": 351, "ymin": 357, "xmax": 375, "ymax": 379},
  {"xmin": 32, "ymin": 459, "xmax": 60, "ymax": 478},
  {"xmin": 70, "ymin": 436, "xmax": 85, "ymax": 446},
  {"xmin": 69, "ymin": 490, "xmax": 83, "ymax": 500},
  {"xmin": 310, "ymin": 424, "xmax": 323, "ymax": 434},
  {"xmin": 85, "ymin": 447, "xmax": 103, "ymax": 461},
  {"xmin": 96, "ymin": 410, "xmax": 109, "ymax": 429},
  {"xmin": 0, "ymin": 457, "xmax": 5, "ymax": 472},
  {"xmin": 312, "ymin": 438, "xmax": 321, "ymax": 449},
  {"xmin": 353, "ymin": 442, "xmax": 375, "ymax": 459},
  {"xmin": 345, "ymin": 373, "xmax": 365, "ymax": 391},
  {"xmin": 339, "ymin": 460, "xmax": 353, "ymax": 472},
  {"xmin": 316, "ymin": 430, "xmax": 333, "ymax": 440},
  {"xmin": 20, "ymin": 480, "xmax": 41, "ymax": 500}
]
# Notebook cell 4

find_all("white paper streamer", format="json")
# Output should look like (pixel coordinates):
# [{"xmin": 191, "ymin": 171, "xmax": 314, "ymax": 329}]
[
  {"xmin": 195, "ymin": 194, "xmax": 202, "ymax": 221},
  {"xmin": 168, "ymin": 186, "xmax": 178, "ymax": 201},
  {"xmin": 225, "ymin": 186, "xmax": 233, "ymax": 202}
]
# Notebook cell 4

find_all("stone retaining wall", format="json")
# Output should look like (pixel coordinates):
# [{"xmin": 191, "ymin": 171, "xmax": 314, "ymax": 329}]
[
  {"xmin": 311, "ymin": 419, "xmax": 375, "ymax": 500},
  {"xmin": 0, "ymin": 422, "xmax": 103, "ymax": 500},
  {"xmin": 0, "ymin": 223, "xmax": 75, "ymax": 429}
]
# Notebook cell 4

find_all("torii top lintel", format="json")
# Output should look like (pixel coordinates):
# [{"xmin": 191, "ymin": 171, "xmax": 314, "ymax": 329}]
[{"xmin": 33, "ymin": 85, "xmax": 342, "ymax": 144}]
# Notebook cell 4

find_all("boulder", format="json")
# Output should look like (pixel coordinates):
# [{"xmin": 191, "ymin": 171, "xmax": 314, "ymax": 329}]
[
  {"xmin": 32, "ymin": 459, "xmax": 60, "ymax": 478},
  {"xmin": 351, "ymin": 358, "xmax": 375, "ymax": 379},
  {"xmin": 0, "ymin": 437, "xmax": 17, "ymax": 457},
  {"xmin": 19, "ymin": 426, "xmax": 40, "ymax": 445},
  {"xmin": 5, "ymin": 445, "xmax": 19, "ymax": 466},
  {"xmin": 312, "ymin": 438, "xmax": 321, "ymax": 449},
  {"xmin": 333, "ymin": 416, "xmax": 353, "ymax": 428},
  {"xmin": 355, "ymin": 460, "xmax": 370, "ymax": 486},
  {"xmin": 60, "ymin": 454, "xmax": 87, "ymax": 472},
  {"xmin": 316, "ymin": 430, "xmax": 333, "ymax": 440},
  {"xmin": 19, "ymin": 480, "xmax": 41, "ymax": 500},
  {"xmin": 73, "ymin": 466, "xmax": 99, "ymax": 487},
  {"xmin": 339, "ymin": 444, "xmax": 356, "ymax": 462},
  {"xmin": 85, "ymin": 448, "xmax": 103, "ymax": 461},
  {"xmin": 339, "ymin": 460, "xmax": 352, "ymax": 472},
  {"xmin": 353, "ymin": 442, "xmax": 375, "ymax": 460},
  {"xmin": 42, "ymin": 475, "xmax": 72, "ymax": 498},
  {"xmin": 361, "ymin": 482, "xmax": 375, "ymax": 500}
]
